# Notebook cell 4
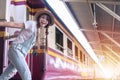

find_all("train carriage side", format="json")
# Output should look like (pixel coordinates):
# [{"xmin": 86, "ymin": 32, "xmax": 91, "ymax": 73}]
[
  {"xmin": 0, "ymin": 0, "xmax": 96, "ymax": 79},
  {"xmin": 34, "ymin": 16, "xmax": 95, "ymax": 80},
  {"xmin": 2, "ymin": 8, "xmax": 95, "ymax": 80}
]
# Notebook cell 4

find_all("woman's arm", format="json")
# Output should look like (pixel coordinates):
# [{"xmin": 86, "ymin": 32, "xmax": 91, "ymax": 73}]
[
  {"xmin": 4, "ymin": 34, "xmax": 18, "ymax": 40},
  {"xmin": 0, "ymin": 22, "xmax": 25, "ymax": 29}
]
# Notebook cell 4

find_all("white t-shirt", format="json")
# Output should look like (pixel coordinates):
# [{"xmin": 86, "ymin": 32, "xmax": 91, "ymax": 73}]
[{"xmin": 12, "ymin": 21, "xmax": 37, "ymax": 44}]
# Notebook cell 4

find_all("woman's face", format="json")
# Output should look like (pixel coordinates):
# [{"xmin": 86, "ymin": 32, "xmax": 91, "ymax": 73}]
[{"xmin": 38, "ymin": 14, "xmax": 49, "ymax": 27}]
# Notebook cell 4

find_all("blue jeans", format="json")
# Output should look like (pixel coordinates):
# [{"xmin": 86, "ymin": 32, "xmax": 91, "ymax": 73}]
[{"xmin": 0, "ymin": 44, "xmax": 31, "ymax": 80}]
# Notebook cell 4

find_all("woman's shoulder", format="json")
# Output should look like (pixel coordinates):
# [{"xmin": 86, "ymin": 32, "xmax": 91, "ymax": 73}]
[
  {"xmin": 24, "ymin": 20, "xmax": 36, "ymax": 27},
  {"xmin": 26, "ymin": 20, "xmax": 36, "ymax": 24},
  {"xmin": 24, "ymin": 20, "xmax": 37, "ymax": 31}
]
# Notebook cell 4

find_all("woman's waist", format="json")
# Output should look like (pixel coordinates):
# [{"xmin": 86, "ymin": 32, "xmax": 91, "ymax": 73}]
[{"xmin": 11, "ymin": 43, "xmax": 28, "ymax": 52}]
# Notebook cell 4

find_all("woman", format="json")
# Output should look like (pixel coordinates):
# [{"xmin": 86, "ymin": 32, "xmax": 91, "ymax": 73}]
[{"xmin": 0, "ymin": 9, "xmax": 54, "ymax": 80}]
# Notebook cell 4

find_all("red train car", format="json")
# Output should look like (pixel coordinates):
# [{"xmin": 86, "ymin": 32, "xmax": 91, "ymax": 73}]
[
  {"xmin": 4, "ymin": 9, "xmax": 94, "ymax": 80},
  {"xmin": 0, "ymin": 0, "xmax": 95, "ymax": 80},
  {"xmin": 29, "ymin": 10, "xmax": 94, "ymax": 80}
]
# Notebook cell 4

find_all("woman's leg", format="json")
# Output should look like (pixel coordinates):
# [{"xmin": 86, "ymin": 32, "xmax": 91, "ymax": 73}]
[
  {"xmin": 0, "ymin": 63, "xmax": 17, "ymax": 80},
  {"xmin": 8, "ymin": 47, "xmax": 31, "ymax": 80}
]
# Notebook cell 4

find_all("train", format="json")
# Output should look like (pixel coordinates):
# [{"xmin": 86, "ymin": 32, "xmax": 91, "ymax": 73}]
[
  {"xmin": 12, "ymin": 8, "xmax": 94, "ymax": 80},
  {"xmin": 29, "ymin": 9, "xmax": 94, "ymax": 80},
  {"xmin": 0, "ymin": 0, "xmax": 96, "ymax": 80}
]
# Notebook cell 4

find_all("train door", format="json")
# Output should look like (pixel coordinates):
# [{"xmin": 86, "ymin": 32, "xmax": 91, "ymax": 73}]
[{"xmin": 30, "ymin": 26, "xmax": 47, "ymax": 80}]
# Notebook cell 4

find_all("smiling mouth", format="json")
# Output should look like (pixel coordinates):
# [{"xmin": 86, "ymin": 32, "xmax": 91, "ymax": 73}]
[
  {"xmin": 41, "ymin": 21, "xmax": 46, "ymax": 25},
  {"xmin": 40, "ymin": 22, "xmax": 47, "ymax": 27}
]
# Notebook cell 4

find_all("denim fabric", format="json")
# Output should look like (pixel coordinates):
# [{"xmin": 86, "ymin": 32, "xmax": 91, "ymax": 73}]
[{"xmin": 0, "ymin": 31, "xmax": 36, "ymax": 80}]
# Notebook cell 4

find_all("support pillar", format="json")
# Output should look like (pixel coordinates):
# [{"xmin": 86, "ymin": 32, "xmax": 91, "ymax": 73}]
[{"xmin": 0, "ymin": 0, "xmax": 6, "ymax": 74}]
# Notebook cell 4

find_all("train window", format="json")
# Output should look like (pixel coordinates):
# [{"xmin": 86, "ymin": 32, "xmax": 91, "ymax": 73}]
[
  {"xmin": 83, "ymin": 54, "xmax": 85, "ymax": 64},
  {"xmin": 75, "ymin": 45, "xmax": 78, "ymax": 60},
  {"xmin": 55, "ymin": 27, "xmax": 64, "ymax": 52},
  {"xmin": 67, "ymin": 38, "xmax": 73, "ymax": 57},
  {"xmin": 80, "ymin": 51, "xmax": 83, "ymax": 62}
]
